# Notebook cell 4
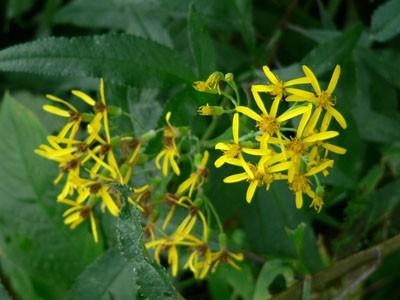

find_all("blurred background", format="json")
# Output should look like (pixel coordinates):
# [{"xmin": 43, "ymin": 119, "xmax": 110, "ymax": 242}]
[{"xmin": 0, "ymin": 0, "xmax": 400, "ymax": 299}]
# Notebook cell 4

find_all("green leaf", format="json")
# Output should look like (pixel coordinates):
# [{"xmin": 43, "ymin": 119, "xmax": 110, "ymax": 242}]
[
  {"xmin": 302, "ymin": 24, "xmax": 363, "ymax": 75},
  {"xmin": 188, "ymin": 5, "xmax": 216, "ymax": 77},
  {"xmin": 116, "ymin": 206, "xmax": 179, "ymax": 300},
  {"xmin": 210, "ymin": 264, "xmax": 254, "ymax": 300},
  {"xmin": 0, "ymin": 282, "xmax": 11, "ymax": 300},
  {"xmin": 0, "ymin": 94, "xmax": 101, "ymax": 299},
  {"xmin": 234, "ymin": 182, "xmax": 323, "ymax": 272},
  {"xmin": 55, "ymin": 0, "xmax": 172, "ymax": 47},
  {"xmin": 0, "ymin": 34, "xmax": 194, "ymax": 87},
  {"xmin": 370, "ymin": 0, "xmax": 400, "ymax": 42},
  {"xmin": 6, "ymin": 0, "xmax": 34, "ymax": 19},
  {"xmin": 252, "ymin": 259, "xmax": 294, "ymax": 300},
  {"xmin": 66, "ymin": 248, "xmax": 138, "ymax": 300},
  {"xmin": 359, "ymin": 48, "xmax": 400, "ymax": 89}
]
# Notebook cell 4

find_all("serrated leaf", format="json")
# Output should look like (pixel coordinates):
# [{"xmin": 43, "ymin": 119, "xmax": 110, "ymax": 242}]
[
  {"xmin": 0, "ymin": 34, "xmax": 194, "ymax": 87},
  {"xmin": 370, "ymin": 0, "xmax": 400, "ymax": 42},
  {"xmin": 0, "ymin": 94, "xmax": 101, "ymax": 299},
  {"xmin": 188, "ymin": 5, "xmax": 216, "ymax": 77},
  {"xmin": 302, "ymin": 24, "xmax": 363, "ymax": 75},
  {"xmin": 115, "ymin": 205, "xmax": 180, "ymax": 300}
]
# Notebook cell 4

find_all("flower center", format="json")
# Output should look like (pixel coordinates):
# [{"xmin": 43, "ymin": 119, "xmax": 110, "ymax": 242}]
[
  {"xmin": 223, "ymin": 144, "xmax": 242, "ymax": 158},
  {"xmin": 318, "ymin": 91, "xmax": 335, "ymax": 108},
  {"xmin": 257, "ymin": 114, "xmax": 279, "ymax": 135},
  {"xmin": 287, "ymin": 138, "xmax": 306, "ymax": 155},
  {"xmin": 290, "ymin": 175, "xmax": 309, "ymax": 193},
  {"xmin": 270, "ymin": 81, "xmax": 284, "ymax": 96}
]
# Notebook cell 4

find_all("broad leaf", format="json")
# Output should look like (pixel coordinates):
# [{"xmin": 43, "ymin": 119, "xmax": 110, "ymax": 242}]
[
  {"xmin": 302, "ymin": 25, "xmax": 362, "ymax": 75},
  {"xmin": 66, "ymin": 248, "xmax": 138, "ymax": 300},
  {"xmin": 0, "ymin": 35, "xmax": 194, "ymax": 87},
  {"xmin": 0, "ymin": 94, "xmax": 101, "ymax": 300},
  {"xmin": 188, "ymin": 5, "xmax": 216, "ymax": 77},
  {"xmin": 370, "ymin": 0, "xmax": 400, "ymax": 42}
]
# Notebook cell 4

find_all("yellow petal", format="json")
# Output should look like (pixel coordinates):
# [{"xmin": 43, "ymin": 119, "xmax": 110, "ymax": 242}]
[
  {"xmin": 46, "ymin": 94, "xmax": 76, "ymax": 111},
  {"xmin": 303, "ymin": 131, "xmax": 339, "ymax": 143},
  {"xmin": 284, "ymin": 77, "xmax": 310, "ymax": 86},
  {"xmin": 236, "ymin": 106, "xmax": 262, "ymax": 121},
  {"xmin": 252, "ymin": 84, "xmax": 273, "ymax": 93},
  {"xmin": 277, "ymin": 105, "xmax": 309, "ymax": 123},
  {"xmin": 251, "ymin": 88, "xmax": 267, "ymax": 114},
  {"xmin": 269, "ymin": 161, "xmax": 291, "ymax": 173},
  {"xmin": 327, "ymin": 106, "xmax": 347, "ymax": 129},
  {"xmin": 223, "ymin": 172, "xmax": 248, "ymax": 183},
  {"xmin": 322, "ymin": 143, "xmax": 347, "ymax": 155},
  {"xmin": 100, "ymin": 78, "xmax": 106, "ymax": 104},
  {"xmin": 90, "ymin": 212, "xmax": 99, "ymax": 243},
  {"xmin": 302, "ymin": 65, "xmax": 321, "ymax": 95},
  {"xmin": 327, "ymin": 65, "xmax": 341, "ymax": 94},
  {"xmin": 232, "ymin": 113, "xmax": 240, "ymax": 144},
  {"xmin": 215, "ymin": 142, "xmax": 230, "ymax": 151},
  {"xmin": 43, "ymin": 105, "xmax": 70, "ymax": 117},
  {"xmin": 304, "ymin": 106, "xmax": 322, "ymax": 135},
  {"xmin": 262, "ymin": 65, "xmax": 278, "ymax": 84},
  {"xmin": 296, "ymin": 104, "xmax": 312, "ymax": 138},
  {"xmin": 306, "ymin": 160, "xmax": 334, "ymax": 176},
  {"xmin": 285, "ymin": 88, "xmax": 316, "ymax": 100},
  {"xmin": 71, "ymin": 90, "xmax": 96, "ymax": 106},
  {"xmin": 246, "ymin": 180, "xmax": 258, "ymax": 203},
  {"xmin": 295, "ymin": 192, "xmax": 303, "ymax": 208},
  {"xmin": 101, "ymin": 188, "xmax": 120, "ymax": 216}
]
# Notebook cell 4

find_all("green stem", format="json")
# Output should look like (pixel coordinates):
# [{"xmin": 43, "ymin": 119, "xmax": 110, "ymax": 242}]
[{"xmin": 206, "ymin": 199, "xmax": 224, "ymax": 234}]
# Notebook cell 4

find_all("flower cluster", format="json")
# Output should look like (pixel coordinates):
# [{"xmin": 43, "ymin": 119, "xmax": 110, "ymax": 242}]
[
  {"xmin": 197, "ymin": 65, "xmax": 346, "ymax": 212},
  {"xmin": 35, "ymin": 81, "xmax": 243, "ymax": 279},
  {"xmin": 35, "ymin": 79, "xmax": 141, "ymax": 242},
  {"xmin": 141, "ymin": 117, "xmax": 243, "ymax": 279}
]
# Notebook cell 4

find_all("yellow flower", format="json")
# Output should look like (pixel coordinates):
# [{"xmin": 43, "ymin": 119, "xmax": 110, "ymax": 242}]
[
  {"xmin": 145, "ymin": 222, "xmax": 201, "ymax": 277},
  {"xmin": 193, "ymin": 71, "xmax": 224, "ymax": 94},
  {"xmin": 177, "ymin": 151, "xmax": 209, "ymax": 197},
  {"xmin": 223, "ymin": 154, "xmax": 291, "ymax": 203},
  {"xmin": 252, "ymin": 65, "xmax": 310, "ymax": 116},
  {"xmin": 215, "ymin": 113, "xmax": 266, "ymax": 169},
  {"xmin": 286, "ymin": 65, "xmax": 347, "ymax": 129},
  {"xmin": 209, "ymin": 248, "xmax": 244, "ymax": 272},
  {"xmin": 155, "ymin": 112, "xmax": 180, "ymax": 176},
  {"xmin": 236, "ymin": 89, "xmax": 309, "ymax": 142},
  {"xmin": 289, "ymin": 160, "xmax": 333, "ymax": 209},
  {"xmin": 60, "ymin": 198, "xmax": 99, "ymax": 243}
]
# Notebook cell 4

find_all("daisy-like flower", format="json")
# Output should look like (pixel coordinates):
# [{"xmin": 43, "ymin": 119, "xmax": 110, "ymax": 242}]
[
  {"xmin": 252, "ymin": 65, "xmax": 310, "ymax": 117},
  {"xmin": 145, "ymin": 221, "xmax": 201, "ymax": 277},
  {"xmin": 215, "ymin": 113, "xmax": 266, "ymax": 169},
  {"xmin": 177, "ymin": 150, "xmax": 209, "ymax": 197},
  {"xmin": 286, "ymin": 65, "xmax": 347, "ymax": 129},
  {"xmin": 223, "ymin": 154, "xmax": 291, "ymax": 203},
  {"xmin": 279, "ymin": 104, "xmax": 339, "ymax": 180},
  {"xmin": 155, "ymin": 112, "xmax": 181, "ymax": 176},
  {"xmin": 59, "ymin": 198, "xmax": 99, "ymax": 243},
  {"xmin": 289, "ymin": 160, "xmax": 333, "ymax": 209},
  {"xmin": 236, "ymin": 88, "xmax": 309, "ymax": 143}
]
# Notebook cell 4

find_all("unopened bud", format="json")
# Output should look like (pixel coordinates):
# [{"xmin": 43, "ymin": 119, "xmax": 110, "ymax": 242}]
[{"xmin": 197, "ymin": 104, "xmax": 224, "ymax": 116}]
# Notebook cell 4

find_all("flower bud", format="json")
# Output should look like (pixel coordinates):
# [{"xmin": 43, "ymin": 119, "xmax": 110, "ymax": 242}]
[{"xmin": 197, "ymin": 104, "xmax": 224, "ymax": 116}]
